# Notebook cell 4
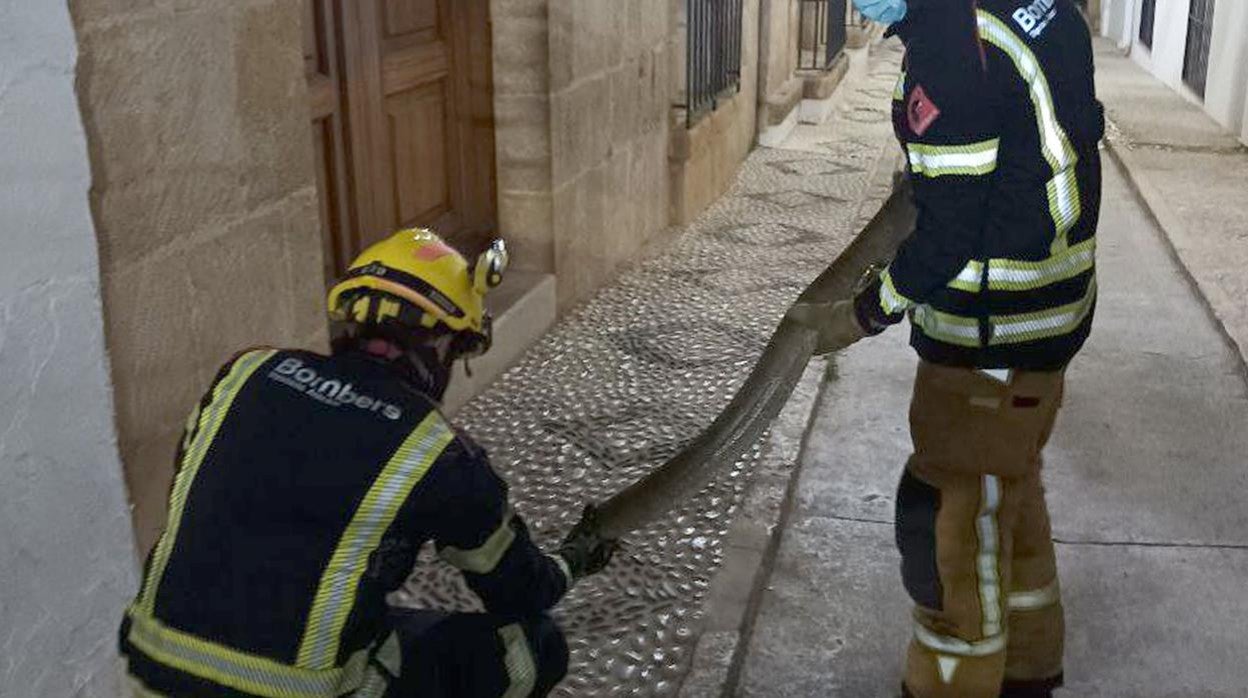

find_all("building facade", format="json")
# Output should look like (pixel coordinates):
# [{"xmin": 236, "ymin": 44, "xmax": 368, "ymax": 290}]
[
  {"xmin": 67, "ymin": 0, "xmax": 858, "ymax": 553},
  {"xmin": 0, "ymin": 3, "xmax": 139, "ymax": 696},
  {"xmin": 1100, "ymin": 0, "xmax": 1248, "ymax": 144},
  {"xmin": 1, "ymin": 0, "xmax": 860, "ymax": 693}
]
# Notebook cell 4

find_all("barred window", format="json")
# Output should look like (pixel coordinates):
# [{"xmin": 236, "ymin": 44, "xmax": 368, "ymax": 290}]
[
  {"xmin": 1182, "ymin": 0, "xmax": 1215, "ymax": 98},
  {"xmin": 684, "ymin": 0, "xmax": 744, "ymax": 127},
  {"xmin": 1138, "ymin": 0, "xmax": 1157, "ymax": 49},
  {"xmin": 797, "ymin": 0, "xmax": 849, "ymax": 72}
]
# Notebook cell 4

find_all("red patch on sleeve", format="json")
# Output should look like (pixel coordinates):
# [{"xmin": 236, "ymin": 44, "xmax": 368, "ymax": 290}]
[{"xmin": 907, "ymin": 85, "xmax": 942, "ymax": 136}]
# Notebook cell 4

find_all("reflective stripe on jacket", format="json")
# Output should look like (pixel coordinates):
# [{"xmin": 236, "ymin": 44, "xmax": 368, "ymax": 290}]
[{"xmin": 862, "ymin": 0, "xmax": 1105, "ymax": 370}]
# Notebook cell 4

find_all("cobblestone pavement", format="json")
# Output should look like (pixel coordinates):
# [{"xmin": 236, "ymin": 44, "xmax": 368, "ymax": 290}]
[{"xmin": 395, "ymin": 41, "xmax": 905, "ymax": 697}]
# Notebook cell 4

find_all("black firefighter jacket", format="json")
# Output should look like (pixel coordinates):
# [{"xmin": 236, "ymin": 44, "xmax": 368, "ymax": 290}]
[
  {"xmin": 119, "ymin": 348, "xmax": 570, "ymax": 698},
  {"xmin": 856, "ymin": 0, "xmax": 1106, "ymax": 370}
]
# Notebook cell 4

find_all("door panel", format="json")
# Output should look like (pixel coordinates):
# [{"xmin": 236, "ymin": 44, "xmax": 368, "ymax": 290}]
[
  {"xmin": 377, "ymin": 0, "xmax": 463, "ymax": 241},
  {"xmin": 388, "ymin": 83, "xmax": 451, "ymax": 225},
  {"xmin": 303, "ymin": 0, "xmax": 496, "ymax": 279},
  {"xmin": 384, "ymin": 0, "xmax": 439, "ymax": 38},
  {"xmin": 446, "ymin": 0, "xmax": 498, "ymax": 249}
]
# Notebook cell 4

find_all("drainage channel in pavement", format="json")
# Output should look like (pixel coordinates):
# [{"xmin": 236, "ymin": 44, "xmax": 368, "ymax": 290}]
[{"xmin": 392, "ymin": 40, "xmax": 905, "ymax": 698}]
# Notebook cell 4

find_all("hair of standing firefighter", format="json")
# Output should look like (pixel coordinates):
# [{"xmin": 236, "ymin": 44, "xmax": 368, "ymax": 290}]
[{"xmin": 327, "ymin": 229, "xmax": 509, "ymax": 358}]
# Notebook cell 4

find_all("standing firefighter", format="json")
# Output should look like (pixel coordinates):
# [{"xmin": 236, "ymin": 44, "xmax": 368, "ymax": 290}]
[
  {"xmin": 119, "ymin": 229, "xmax": 616, "ymax": 698},
  {"xmin": 797, "ymin": 0, "xmax": 1103, "ymax": 696}
]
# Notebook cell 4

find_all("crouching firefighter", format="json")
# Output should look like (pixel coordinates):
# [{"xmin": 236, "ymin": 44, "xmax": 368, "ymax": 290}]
[
  {"xmin": 791, "ymin": 0, "xmax": 1104, "ymax": 696},
  {"xmin": 119, "ymin": 229, "xmax": 617, "ymax": 698}
]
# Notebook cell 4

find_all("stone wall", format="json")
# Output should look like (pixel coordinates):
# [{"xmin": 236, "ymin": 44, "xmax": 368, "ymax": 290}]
[
  {"xmin": 549, "ymin": 0, "xmax": 674, "ymax": 307},
  {"xmin": 493, "ymin": 0, "xmax": 674, "ymax": 309},
  {"xmin": 71, "ymin": 0, "xmax": 327, "ymax": 552},
  {"xmin": 0, "ymin": 2, "xmax": 138, "ymax": 694},
  {"xmin": 758, "ymin": 0, "xmax": 802, "ymax": 131},
  {"xmin": 669, "ymin": 0, "xmax": 762, "ymax": 226},
  {"xmin": 492, "ymin": 0, "xmax": 557, "ymax": 276}
]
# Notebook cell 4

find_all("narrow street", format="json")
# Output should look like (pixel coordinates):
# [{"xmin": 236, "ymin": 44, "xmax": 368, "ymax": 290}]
[
  {"xmin": 8, "ymin": 3, "xmax": 1248, "ymax": 697},
  {"xmin": 730, "ymin": 152, "xmax": 1248, "ymax": 696}
]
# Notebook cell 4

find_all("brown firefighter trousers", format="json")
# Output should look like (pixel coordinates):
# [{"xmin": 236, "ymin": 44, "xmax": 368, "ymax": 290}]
[{"xmin": 898, "ymin": 361, "xmax": 1066, "ymax": 698}]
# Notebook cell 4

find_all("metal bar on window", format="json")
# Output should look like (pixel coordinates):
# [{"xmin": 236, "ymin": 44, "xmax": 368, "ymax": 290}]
[
  {"xmin": 685, "ymin": 0, "xmax": 744, "ymax": 127},
  {"xmin": 1182, "ymin": 0, "xmax": 1215, "ymax": 98},
  {"xmin": 797, "ymin": 1, "xmax": 847, "ymax": 72}
]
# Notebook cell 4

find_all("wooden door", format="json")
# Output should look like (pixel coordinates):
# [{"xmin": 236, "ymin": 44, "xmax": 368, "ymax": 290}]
[
  {"xmin": 304, "ymin": 0, "xmax": 354, "ymax": 283},
  {"xmin": 304, "ymin": 0, "xmax": 497, "ymax": 282}
]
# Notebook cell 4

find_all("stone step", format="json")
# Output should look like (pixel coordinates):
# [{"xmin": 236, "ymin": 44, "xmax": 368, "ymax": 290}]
[{"xmin": 442, "ymin": 270, "xmax": 557, "ymax": 414}]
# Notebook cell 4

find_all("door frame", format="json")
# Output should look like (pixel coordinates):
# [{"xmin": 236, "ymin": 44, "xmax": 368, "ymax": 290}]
[{"xmin": 305, "ymin": 0, "xmax": 498, "ymax": 282}]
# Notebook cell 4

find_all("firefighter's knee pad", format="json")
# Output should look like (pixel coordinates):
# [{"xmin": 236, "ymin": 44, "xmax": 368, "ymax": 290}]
[{"xmin": 895, "ymin": 468, "xmax": 943, "ymax": 610}]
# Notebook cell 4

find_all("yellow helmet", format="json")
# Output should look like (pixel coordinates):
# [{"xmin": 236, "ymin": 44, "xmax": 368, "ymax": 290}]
[{"xmin": 327, "ymin": 228, "xmax": 508, "ymax": 356}]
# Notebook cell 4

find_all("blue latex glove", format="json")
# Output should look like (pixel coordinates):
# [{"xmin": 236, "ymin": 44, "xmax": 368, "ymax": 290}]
[{"xmin": 853, "ymin": 0, "xmax": 908, "ymax": 24}]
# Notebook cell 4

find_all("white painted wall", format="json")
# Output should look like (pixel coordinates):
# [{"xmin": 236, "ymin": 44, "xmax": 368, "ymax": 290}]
[
  {"xmin": 1101, "ymin": 0, "xmax": 1248, "ymax": 142},
  {"xmin": 0, "ymin": 2, "xmax": 139, "ymax": 696},
  {"xmin": 1128, "ymin": 0, "xmax": 1189, "ymax": 89},
  {"xmin": 1101, "ymin": 0, "xmax": 1134, "ymax": 46},
  {"xmin": 1204, "ymin": 0, "xmax": 1248, "ymax": 137}
]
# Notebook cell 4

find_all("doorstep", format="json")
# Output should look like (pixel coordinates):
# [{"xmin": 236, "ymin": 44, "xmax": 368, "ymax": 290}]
[
  {"xmin": 442, "ymin": 270, "xmax": 557, "ymax": 414},
  {"xmin": 797, "ymin": 52, "xmax": 851, "ymax": 126}
]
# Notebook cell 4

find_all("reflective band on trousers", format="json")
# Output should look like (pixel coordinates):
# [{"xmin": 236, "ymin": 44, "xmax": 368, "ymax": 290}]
[
  {"xmin": 976, "ymin": 10, "xmax": 1081, "ymax": 244},
  {"xmin": 126, "ymin": 610, "xmax": 368, "ymax": 698},
  {"xmin": 948, "ymin": 238, "xmax": 1096, "ymax": 293},
  {"xmin": 549, "ymin": 553, "xmax": 574, "ymax": 587},
  {"xmin": 1008, "ymin": 579, "xmax": 1061, "ymax": 612},
  {"xmin": 139, "ymin": 349, "xmax": 277, "ymax": 615},
  {"xmin": 908, "ymin": 140, "xmax": 1000, "ymax": 178},
  {"xmin": 298, "ymin": 413, "xmax": 455, "ymax": 669},
  {"xmin": 350, "ymin": 668, "xmax": 388, "ymax": 698},
  {"xmin": 348, "ymin": 634, "xmax": 402, "ymax": 698},
  {"xmin": 914, "ymin": 623, "xmax": 1007, "ymax": 658},
  {"xmin": 498, "ymin": 624, "xmax": 538, "ymax": 698},
  {"xmin": 976, "ymin": 476, "xmax": 1003, "ymax": 638},
  {"xmin": 439, "ymin": 509, "xmax": 517, "ymax": 574}
]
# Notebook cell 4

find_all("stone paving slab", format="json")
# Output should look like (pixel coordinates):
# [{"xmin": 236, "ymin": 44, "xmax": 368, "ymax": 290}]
[{"xmin": 391, "ymin": 39, "xmax": 907, "ymax": 698}]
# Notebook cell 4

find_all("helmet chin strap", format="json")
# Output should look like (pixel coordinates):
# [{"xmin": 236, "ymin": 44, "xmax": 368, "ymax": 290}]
[{"xmin": 392, "ymin": 346, "xmax": 453, "ymax": 403}]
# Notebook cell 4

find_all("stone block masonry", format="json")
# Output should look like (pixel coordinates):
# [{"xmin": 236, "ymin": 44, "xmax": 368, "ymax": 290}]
[
  {"xmin": 669, "ymin": 0, "xmax": 762, "ymax": 227},
  {"xmin": 493, "ymin": 0, "xmax": 677, "ymax": 310},
  {"xmin": 70, "ymin": 0, "xmax": 328, "ymax": 552}
]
